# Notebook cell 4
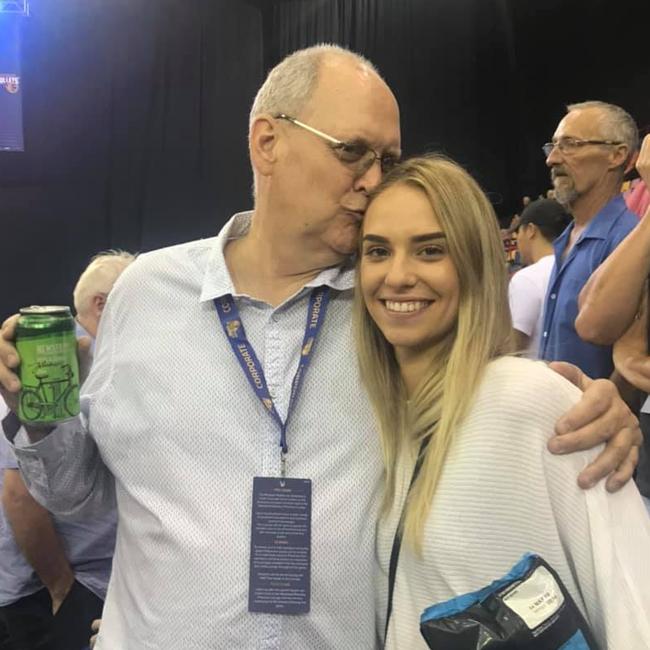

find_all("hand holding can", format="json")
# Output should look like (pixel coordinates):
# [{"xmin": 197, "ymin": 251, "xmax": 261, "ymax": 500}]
[{"xmin": 0, "ymin": 313, "xmax": 21, "ymax": 414}]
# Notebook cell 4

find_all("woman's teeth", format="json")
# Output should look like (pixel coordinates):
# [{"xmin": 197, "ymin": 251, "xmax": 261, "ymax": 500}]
[{"xmin": 384, "ymin": 300, "xmax": 430, "ymax": 313}]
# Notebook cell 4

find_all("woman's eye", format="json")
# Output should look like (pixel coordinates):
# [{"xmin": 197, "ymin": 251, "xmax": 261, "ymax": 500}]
[
  {"xmin": 364, "ymin": 246, "xmax": 389, "ymax": 258},
  {"xmin": 420, "ymin": 245, "xmax": 445, "ymax": 257}
]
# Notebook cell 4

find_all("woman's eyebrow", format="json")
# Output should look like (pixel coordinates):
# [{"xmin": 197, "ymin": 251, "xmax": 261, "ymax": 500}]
[
  {"xmin": 362, "ymin": 232, "xmax": 446, "ymax": 243},
  {"xmin": 362, "ymin": 234, "xmax": 389, "ymax": 243},
  {"xmin": 411, "ymin": 232, "xmax": 445, "ymax": 243}
]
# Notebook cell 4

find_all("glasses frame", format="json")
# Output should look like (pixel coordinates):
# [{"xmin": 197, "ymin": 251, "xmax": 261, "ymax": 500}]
[
  {"xmin": 275, "ymin": 113, "xmax": 398, "ymax": 175},
  {"xmin": 542, "ymin": 137, "xmax": 624, "ymax": 157}
]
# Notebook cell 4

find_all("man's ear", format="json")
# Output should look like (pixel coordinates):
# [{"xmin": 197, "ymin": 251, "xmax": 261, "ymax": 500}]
[
  {"xmin": 92, "ymin": 293, "xmax": 107, "ymax": 318},
  {"xmin": 520, "ymin": 223, "xmax": 535, "ymax": 240},
  {"xmin": 249, "ymin": 115, "xmax": 280, "ymax": 178},
  {"xmin": 609, "ymin": 144, "xmax": 631, "ymax": 172},
  {"xmin": 624, "ymin": 149, "xmax": 639, "ymax": 175}
]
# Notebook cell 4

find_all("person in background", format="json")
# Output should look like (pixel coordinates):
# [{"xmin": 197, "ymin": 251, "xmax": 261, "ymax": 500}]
[
  {"xmin": 623, "ymin": 177, "xmax": 650, "ymax": 218},
  {"xmin": 509, "ymin": 199, "xmax": 571, "ymax": 356},
  {"xmin": 539, "ymin": 101, "xmax": 639, "ymax": 378},
  {"xmin": 355, "ymin": 155, "xmax": 650, "ymax": 649},
  {"xmin": 0, "ymin": 46, "xmax": 641, "ymax": 649},
  {"xmin": 0, "ymin": 250, "xmax": 134, "ymax": 650},
  {"xmin": 73, "ymin": 250, "xmax": 136, "ymax": 343}
]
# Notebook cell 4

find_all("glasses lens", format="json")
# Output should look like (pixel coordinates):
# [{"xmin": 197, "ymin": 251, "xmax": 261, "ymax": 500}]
[
  {"xmin": 542, "ymin": 143, "xmax": 554, "ymax": 156},
  {"xmin": 380, "ymin": 156, "xmax": 399, "ymax": 174},
  {"xmin": 336, "ymin": 143, "xmax": 368, "ymax": 163}
]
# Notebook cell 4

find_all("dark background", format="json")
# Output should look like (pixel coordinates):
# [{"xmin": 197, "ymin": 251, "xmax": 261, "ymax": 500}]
[{"xmin": 1, "ymin": 0, "xmax": 648, "ymax": 317}]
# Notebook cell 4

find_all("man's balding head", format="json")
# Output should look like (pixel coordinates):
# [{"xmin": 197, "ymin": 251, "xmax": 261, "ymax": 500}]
[{"xmin": 73, "ymin": 249, "xmax": 136, "ymax": 337}]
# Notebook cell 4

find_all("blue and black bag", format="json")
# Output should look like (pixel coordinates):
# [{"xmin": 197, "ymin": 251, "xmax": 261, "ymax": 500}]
[{"xmin": 419, "ymin": 553, "xmax": 598, "ymax": 649}]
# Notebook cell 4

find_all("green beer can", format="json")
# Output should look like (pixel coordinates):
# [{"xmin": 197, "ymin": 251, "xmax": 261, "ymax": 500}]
[{"xmin": 16, "ymin": 306, "xmax": 80, "ymax": 425}]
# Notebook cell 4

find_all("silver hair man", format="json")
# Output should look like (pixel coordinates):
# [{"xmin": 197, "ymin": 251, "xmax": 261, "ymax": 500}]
[
  {"xmin": 73, "ymin": 250, "xmax": 136, "ymax": 337},
  {"xmin": 248, "ymin": 44, "xmax": 379, "ymax": 194},
  {"xmin": 566, "ymin": 100, "xmax": 639, "ymax": 165}
]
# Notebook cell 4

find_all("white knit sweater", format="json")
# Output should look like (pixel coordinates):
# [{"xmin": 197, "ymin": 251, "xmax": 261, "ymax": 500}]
[{"xmin": 377, "ymin": 356, "xmax": 650, "ymax": 650}]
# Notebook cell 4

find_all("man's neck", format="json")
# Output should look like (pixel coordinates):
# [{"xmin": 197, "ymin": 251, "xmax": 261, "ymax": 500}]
[
  {"xmin": 531, "ymin": 241, "xmax": 555, "ymax": 264},
  {"xmin": 570, "ymin": 184, "xmax": 619, "ymax": 227},
  {"xmin": 224, "ymin": 215, "xmax": 344, "ymax": 307},
  {"xmin": 562, "ymin": 184, "xmax": 620, "ymax": 260}
]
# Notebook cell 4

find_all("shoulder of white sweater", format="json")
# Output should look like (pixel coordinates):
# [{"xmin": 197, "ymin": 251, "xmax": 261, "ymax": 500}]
[
  {"xmin": 454, "ymin": 356, "xmax": 598, "ymax": 469},
  {"xmin": 481, "ymin": 355, "xmax": 581, "ymax": 400},
  {"xmin": 467, "ymin": 356, "xmax": 583, "ymax": 431}
]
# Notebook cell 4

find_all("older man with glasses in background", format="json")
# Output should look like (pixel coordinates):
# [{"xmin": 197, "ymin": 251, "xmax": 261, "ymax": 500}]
[
  {"xmin": 538, "ymin": 101, "xmax": 639, "ymax": 378},
  {"xmin": 0, "ymin": 48, "xmax": 642, "ymax": 649}
]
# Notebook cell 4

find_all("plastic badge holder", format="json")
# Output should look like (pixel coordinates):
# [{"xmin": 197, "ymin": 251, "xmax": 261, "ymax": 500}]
[{"xmin": 419, "ymin": 553, "xmax": 598, "ymax": 649}]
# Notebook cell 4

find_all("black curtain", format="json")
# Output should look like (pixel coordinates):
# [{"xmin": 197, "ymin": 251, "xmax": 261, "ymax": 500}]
[
  {"xmin": 263, "ymin": 0, "xmax": 649, "ymax": 220},
  {"xmin": 2, "ymin": 0, "xmax": 648, "ymax": 317},
  {"xmin": 1, "ymin": 0, "xmax": 263, "ymax": 317}
]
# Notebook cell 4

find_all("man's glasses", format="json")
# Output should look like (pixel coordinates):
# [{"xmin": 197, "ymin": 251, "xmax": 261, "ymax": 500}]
[
  {"xmin": 542, "ymin": 137, "xmax": 624, "ymax": 157},
  {"xmin": 275, "ymin": 114, "xmax": 400, "ymax": 176}
]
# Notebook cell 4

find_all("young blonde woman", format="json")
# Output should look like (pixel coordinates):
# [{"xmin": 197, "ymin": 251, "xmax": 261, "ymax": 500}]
[{"xmin": 355, "ymin": 155, "xmax": 650, "ymax": 649}]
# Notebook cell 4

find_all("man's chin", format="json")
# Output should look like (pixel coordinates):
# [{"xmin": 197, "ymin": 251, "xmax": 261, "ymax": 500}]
[
  {"xmin": 327, "ymin": 228, "xmax": 361, "ymax": 258},
  {"xmin": 331, "ymin": 244, "xmax": 356, "ymax": 259},
  {"xmin": 331, "ymin": 238, "xmax": 358, "ymax": 262},
  {"xmin": 552, "ymin": 181, "xmax": 577, "ymax": 208},
  {"xmin": 554, "ymin": 188, "xmax": 578, "ymax": 208}
]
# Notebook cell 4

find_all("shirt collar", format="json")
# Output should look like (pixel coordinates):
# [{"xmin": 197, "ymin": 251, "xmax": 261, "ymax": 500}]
[
  {"xmin": 578, "ymin": 194, "xmax": 629, "ymax": 241},
  {"xmin": 74, "ymin": 319, "xmax": 95, "ymax": 341},
  {"xmin": 199, "ymin": 211, "xmax": 356, "ymax": 303}
]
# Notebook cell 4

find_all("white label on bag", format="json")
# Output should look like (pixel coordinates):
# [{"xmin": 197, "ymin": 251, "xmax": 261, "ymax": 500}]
[{"xmin": 502, "ymin": 565, "xmax": 564, "ymax": 630}]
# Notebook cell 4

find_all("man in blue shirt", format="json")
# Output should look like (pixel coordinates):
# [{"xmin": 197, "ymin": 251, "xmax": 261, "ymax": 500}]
[{"xmin": 539, "ymin": 101, "xmax": 639, "ymax": 378}]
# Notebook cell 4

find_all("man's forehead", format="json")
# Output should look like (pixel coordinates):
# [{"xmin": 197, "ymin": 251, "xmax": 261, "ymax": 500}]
[
  {"xmin": 554, "ymin": 108, "xmax": 605, "ymax": 138},
  {"xmin": 303, "ymin": 92, "xmax": 400, "ymax": 151}
]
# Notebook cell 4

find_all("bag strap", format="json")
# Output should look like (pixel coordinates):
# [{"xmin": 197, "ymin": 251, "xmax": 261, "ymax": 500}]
[{"xmin": 384, "ymin": 435, "xmax": 431, "ymax": 645}]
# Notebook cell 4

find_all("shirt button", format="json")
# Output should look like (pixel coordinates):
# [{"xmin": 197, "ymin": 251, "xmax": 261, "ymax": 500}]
[
  {"xmin": 543, "ymin": 331, "xmax": 548, "ymax": 338},
  {"xmin": 550, "ymin": 293, "xmax": 557, "ymax": 300}
]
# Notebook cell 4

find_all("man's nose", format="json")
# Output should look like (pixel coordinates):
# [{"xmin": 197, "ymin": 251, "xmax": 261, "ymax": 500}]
[
  {"xmin": 354, "ymin": 159, "xmax": 383, "ymax": 194},
  {"xmin": 546, "ymin": 145, "xmax": 562, "ymax": 168}
]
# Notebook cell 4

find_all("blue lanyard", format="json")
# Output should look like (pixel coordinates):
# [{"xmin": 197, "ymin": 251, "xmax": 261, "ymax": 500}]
[{"xmin": 214, "ymin": 287, "xmax": 330, "ymax": 465}]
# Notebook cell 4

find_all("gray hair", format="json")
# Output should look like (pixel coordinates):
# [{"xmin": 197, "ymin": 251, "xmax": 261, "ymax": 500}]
[
  {"xmin": 73, "ymin": 249, "xmax": 136, "ymax": 316},
  {"xmin": 567, "ymin": 100, "xmax": 639, "ymax": 162},
  {"xmin": 249, "ymin": 44, "xmax": 379, "ymax": 135}
]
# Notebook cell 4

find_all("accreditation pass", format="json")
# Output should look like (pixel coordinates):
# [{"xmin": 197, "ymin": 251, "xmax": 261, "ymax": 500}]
[{"xmin": 248, "ymin": 477, "xmax": 312, "ymax": 615}]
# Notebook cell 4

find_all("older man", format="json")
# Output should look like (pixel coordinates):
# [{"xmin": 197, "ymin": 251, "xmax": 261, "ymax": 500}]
[
  {"xmin": 73, "ymin": 250, "xmax": 135, "ymax": 341},
  {"xmin": 0, "ymin": 47, "xmax": 641, "ymax": 649},
  {"xmin": 538, "ymin": 101, "xmax": 639, "ymax": 377},
  {"xmin": 0, "ymin": 251, "xmax": 133, "ymax": 650}
]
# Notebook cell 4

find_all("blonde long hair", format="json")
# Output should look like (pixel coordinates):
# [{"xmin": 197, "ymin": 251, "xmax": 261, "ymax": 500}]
[{"xmin": 354, "ymin": 155, "xmax": 514, "ymax": 551}]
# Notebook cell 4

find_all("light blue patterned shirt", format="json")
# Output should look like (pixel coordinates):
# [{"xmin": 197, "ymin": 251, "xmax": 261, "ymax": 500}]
[
  {"xmin": 0, "ymin": 405, "xmax": 116, "ymax": 606},
  {"xmin": 8, "ymin": 213, "xmax": 384, "ymax": 649}
]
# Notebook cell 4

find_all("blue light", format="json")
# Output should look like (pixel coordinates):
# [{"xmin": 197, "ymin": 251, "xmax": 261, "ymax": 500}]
[{"xmin": 0, "ymin": 1, "xmax": 29, "ymax": 16}]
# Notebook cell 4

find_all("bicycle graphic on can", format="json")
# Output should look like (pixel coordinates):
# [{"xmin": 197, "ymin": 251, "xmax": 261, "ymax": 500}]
[{"xmin": 19, "ymin": 363, "xmax": 80, "ymax": 422}]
